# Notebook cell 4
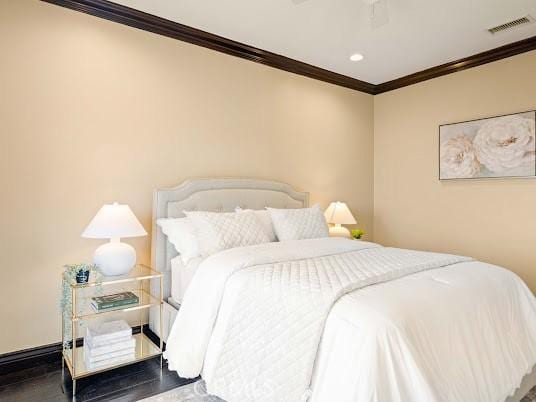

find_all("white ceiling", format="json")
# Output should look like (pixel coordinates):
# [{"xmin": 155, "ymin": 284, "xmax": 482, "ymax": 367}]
[{"xmin": 111, "ymin": 0, "xmax": 536, "ymax": 84}]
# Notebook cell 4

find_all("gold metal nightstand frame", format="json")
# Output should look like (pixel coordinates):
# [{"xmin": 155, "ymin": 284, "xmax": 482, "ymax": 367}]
[{"xmin": 61, "ymin": 264, "xmax": 164, "ymax": 397}]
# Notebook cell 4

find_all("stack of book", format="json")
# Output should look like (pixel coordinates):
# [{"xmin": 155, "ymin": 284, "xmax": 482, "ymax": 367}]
[
  {"xmin": 90, "ymin": 291, "xmax": 139, "ymax": 312},
  {"xmin": 84, "ymin": 320, "xmax": 135, "ymax": 370}
]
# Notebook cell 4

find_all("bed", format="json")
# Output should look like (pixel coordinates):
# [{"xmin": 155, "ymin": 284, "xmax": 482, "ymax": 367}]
[{"xmin": 149, "ymin": 178, "xmax": 536, "ymax": 402}]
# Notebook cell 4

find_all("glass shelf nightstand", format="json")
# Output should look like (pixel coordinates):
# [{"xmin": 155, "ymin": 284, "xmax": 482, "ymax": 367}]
[{"xmin": 61, "ymin": 264, "xmax": 163, "ymax": 397}]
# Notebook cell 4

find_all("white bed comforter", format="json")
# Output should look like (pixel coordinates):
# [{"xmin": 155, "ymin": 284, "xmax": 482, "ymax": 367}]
[{"xmin": 164, "ymin": 238, "xmax": 536, "ymax": 402}]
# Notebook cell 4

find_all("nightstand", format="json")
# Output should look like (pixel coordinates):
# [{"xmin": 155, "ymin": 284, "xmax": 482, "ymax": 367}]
[{"xmin": 61, "ymin": 264, "xmax": 163, "ymax": 397}]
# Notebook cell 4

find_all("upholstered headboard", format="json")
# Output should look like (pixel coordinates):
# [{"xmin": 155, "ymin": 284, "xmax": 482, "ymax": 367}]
[{"xmin": 151, "ymin": 178, "xmax": 309, "ymax": 298}]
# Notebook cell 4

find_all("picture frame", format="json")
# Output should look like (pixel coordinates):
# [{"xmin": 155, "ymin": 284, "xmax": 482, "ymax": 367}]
[{"xmin": 439, "ymin": 110, "xmax": 536, "ymax": 180}]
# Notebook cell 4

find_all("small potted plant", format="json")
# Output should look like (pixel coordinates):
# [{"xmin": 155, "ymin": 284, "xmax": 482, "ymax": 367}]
[
  {"xmin": 60, "ymin": 264, "xmax": 102, "ymax": 351},
  {"xmin": 63, "ymin": 263, "xmax": 97, "ymax": 284},
  {"xmin": 351, "ymin": 229, "xmax": 365, "ymax": 240}
]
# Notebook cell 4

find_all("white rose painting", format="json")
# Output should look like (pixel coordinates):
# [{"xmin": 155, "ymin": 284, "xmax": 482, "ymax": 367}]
[{"xmin": 439, "ymin": 111, "xmax": 536, "ymax": 180}]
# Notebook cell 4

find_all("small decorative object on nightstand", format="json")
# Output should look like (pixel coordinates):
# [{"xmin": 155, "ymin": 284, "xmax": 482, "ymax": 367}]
[
  {"xmin": 82, "ymin": 203, "xmax": 147, "ymax": 276},
  {"xmin": 324, "ymin": 201, "xmax": 357, "ymax": 238},
  {"xmin": 64, "ymin": 263, "xmax": 97, "ymax": 284},
  {"xmin": 351, "ymin": 228, "xmax": 365, "ymax": 240}
]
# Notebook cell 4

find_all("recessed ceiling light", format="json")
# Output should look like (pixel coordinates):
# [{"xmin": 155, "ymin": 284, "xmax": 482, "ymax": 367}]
[{"xmin": 350, "ymin": 53, "xmax": 364, "ymax": 62}]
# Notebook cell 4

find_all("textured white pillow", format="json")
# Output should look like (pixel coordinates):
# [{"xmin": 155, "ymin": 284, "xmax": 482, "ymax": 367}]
[
  {"xmin": 185, "ymin": 210, "xmax": 271, "ymax": 256},
  {"xmin": 156, "ymin": 218, "xmax": 200, "ymax": 264},
  {"xmin": 267, "ymin": 204, "xmax": 329, "ymax": 241},
  {"xmin": 235, "ymin": 207, "xmax": 277, "ymax": 242}
]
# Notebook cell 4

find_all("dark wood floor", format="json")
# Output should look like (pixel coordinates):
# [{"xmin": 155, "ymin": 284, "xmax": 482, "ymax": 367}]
[{"xmin": 0, "ymin": 354, "xmax": 196, "ymax": 402}]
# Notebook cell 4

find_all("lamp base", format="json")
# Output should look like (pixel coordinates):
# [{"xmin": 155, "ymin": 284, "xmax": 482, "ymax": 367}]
[
  {"xmin": 329, "ymin": 225, "xmax": 351, "ymax": 238},
  {"xmin": 93, "ymin": 240, "xmax": 136, "ymax": 276}
]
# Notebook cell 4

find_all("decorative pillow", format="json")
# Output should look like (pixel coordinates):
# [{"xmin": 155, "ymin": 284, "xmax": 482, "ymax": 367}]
[
  {"xmin": 267, "ymin": 204, "xmax": 329, "ymax": 241},
  {"xmin": 235, "ymin": 207, "xmax": 277, "ymax": 242},
  {"xmin": 156, "ymin": 218, "xmax": 200, "ymax": 264},
  {"xmin": 184, "ymin": 210, "xmax": 271, "ymax": 256}
]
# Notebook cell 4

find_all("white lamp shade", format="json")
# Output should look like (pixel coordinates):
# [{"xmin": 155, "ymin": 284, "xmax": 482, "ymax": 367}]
[
  {"xmin": 82, "ymin": 203, "xmax": 147, "ymax": 239},
  {"xmin": 324, "ymin": 201, "xmax": 357, "ymax": 225}
]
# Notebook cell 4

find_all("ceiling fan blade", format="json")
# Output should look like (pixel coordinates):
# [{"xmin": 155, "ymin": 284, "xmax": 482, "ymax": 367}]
[{"xmin": 370, "ymin": 0, "xmax": 389, "ymax": 28}]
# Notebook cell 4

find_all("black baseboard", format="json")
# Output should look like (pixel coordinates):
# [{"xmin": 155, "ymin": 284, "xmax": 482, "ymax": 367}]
[
  {"xmin": 0, "ymin": 325, "xmax": 162, "ymax": 376},
  {"xmin": 0, "ymin": 342, "xmax": 62, "ymax": 376}
]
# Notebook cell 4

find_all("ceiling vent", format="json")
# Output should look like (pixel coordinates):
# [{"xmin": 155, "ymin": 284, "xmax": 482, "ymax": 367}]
[{"xmin": 488, "ymin": 15, "xmax": 534, "ymax": 34}]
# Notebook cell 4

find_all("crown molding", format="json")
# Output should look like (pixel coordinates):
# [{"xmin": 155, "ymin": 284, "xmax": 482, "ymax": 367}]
[
  {"xmin": 41, "ymin": 0, "xmax": 377, "ymax": 94},
  {"xmin": 41, "ymin": 0, "xmax": 536, "ymax": 95},
  {"xmin": 374, "ymin": 35, "xmax": 536, "ymax": 94}
]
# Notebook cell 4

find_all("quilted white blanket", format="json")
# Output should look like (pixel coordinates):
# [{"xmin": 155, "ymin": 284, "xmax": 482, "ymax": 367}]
[{"xmin": 165, "ymin": 239, "xmax": 536, "ymax": 402}]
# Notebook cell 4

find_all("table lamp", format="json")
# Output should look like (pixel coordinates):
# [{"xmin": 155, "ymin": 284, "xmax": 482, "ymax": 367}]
[
  {"xmin": 324, "ymin": 201, "xmax": 357, "ymax": 238},
  {"xmin": 82, "ymin": 203, "xmax": 147, "ymax": 276}
]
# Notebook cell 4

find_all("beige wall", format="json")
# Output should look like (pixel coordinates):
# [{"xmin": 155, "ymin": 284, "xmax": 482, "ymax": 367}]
[
  {"xmin": 3, "ymin": 0, "xmax": 535, "ymax": 356},
  {"xmin": 374, "ymin": 51, "xmax": 536, "ymax": 292},
  {"xmin": 0, "ymin": 0, "xmax": 374, "ymax": 353}
]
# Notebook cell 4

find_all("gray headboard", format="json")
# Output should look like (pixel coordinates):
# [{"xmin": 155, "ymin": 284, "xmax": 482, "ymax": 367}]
[{"xmin": 151, "ymin": 178, "xmax": 309, "ymax": 297}]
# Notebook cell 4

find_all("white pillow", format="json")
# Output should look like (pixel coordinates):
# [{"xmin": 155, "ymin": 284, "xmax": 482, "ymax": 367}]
[
  {"xmin": 235, "ymin": 207, "xmax": 277, "ymax": 242},
  {"xmin": 156, "ymin": 218, "xmax": 200, "ymax": 264},
  {"xmin": 267, "ymin": 204, "xmax": 329, "ymax": 241},
  {"xmin": 184, "ymin": 210, "xmax": 270, "ymax": 256}
]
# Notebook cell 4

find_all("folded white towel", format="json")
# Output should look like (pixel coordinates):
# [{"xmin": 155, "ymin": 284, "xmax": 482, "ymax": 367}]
[
  {"xmin": 84, "ymin": 337, "xmax": 135, "ymax": 356},
  {"xmin": 85, "ymin": 352, "xmax": 136, "ymax": 370},
  {"xmin": 84, "ymin": 342, "xmax": 135, "ymax": 364},
  {"xmin": 86, "ymin": 320, "xmax": 132, "ymax": 347}
]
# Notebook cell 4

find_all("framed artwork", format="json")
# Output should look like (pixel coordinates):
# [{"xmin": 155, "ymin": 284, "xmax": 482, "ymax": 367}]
[{"xmin": 439, "ymin": 110, "xmax": 536, "ymax": 180}]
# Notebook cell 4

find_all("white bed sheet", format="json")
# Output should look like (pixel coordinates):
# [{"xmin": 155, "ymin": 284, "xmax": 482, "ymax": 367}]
[
  {"xmin": 310, "ymin": 262, "xmax": 536, "ymax": 402},
  {"xmin": 170, "ymin": 255, "xmax": 203, "ymax": 304},
  {"xmin": 165, "ymin": 239, "xmax": 536, "ymax": 402}
]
